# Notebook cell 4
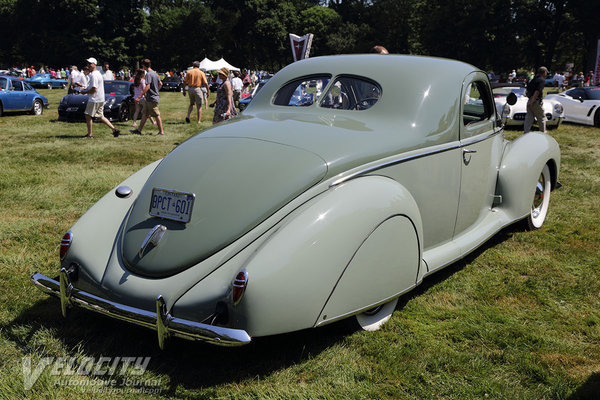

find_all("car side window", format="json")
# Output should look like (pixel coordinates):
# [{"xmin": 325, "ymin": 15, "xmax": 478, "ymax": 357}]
[
  {"xmin": 320, "ymin": 76, "xmax": 382, "ymax": 111},
  {"xmin": 0, "ymin": 78, "xmax": 7, "ymax": 90},
  {"xmin": 12, "ymin": 80, "xmax": 23, "ymax": 91},
  {"xmin": 273, "ymin": 76, "xmax": 331, "ymax": 107},
  {"xmin": 24, "ymin": 82, "xmax": 34, "ymax": 91},
  {"xmin": 463, "ymin": 81, "xmax": 492, "ymax": 125}
]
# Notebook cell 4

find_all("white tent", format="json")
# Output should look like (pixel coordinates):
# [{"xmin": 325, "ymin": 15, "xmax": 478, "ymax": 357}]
[{"xmin": 198, "ymin": 57, "xmax": 240, "ymax": 72}]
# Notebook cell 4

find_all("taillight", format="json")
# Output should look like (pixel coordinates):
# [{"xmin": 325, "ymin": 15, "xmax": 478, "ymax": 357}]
[
  {"xmin": 60, "ymin": 231, "xmax": 73, "ymax": 260},
  {"xmin": 232, "ymin": 270, "xmax": 248, "ymax": 306}
]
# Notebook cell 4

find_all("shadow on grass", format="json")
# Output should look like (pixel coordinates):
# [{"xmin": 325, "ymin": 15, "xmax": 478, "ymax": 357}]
[
  {"xmin": 568, "ymin": 373, "xmax": 600, "ymax": 400},
  {"xmin": 5, "ymin": 222, "xmax": 523, "ymax": 393},
  {"xmin": 4, "ymin": 294, "xmax": 356, "ymax": 393},
  {"xmin": 395, "ymin": 222, "xmax": 522, "ymax": 311}
]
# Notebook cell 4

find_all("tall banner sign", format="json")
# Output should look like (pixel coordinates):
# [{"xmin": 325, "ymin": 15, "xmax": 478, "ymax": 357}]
[
  {"xmin": 289, "ymin": 33, "xmax": 314, "ymax": 62},
  {"xmin": 595, "ymin": 39, "xmax": 600, "ymax": 85}
]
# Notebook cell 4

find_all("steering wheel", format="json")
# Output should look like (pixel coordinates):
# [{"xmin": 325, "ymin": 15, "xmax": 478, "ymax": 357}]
[{"xmin": 355, "ymin": 97, "xmax": 379, "ymax": 110}]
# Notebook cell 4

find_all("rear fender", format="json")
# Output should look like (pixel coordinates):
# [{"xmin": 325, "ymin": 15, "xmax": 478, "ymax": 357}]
[
  {"xmin": 496, "ymin": 132, "xmax": 560, "ymax": 220},
  {"xmin": 236, "ymin": 176, "xmax": 423, "ymax": 337}
]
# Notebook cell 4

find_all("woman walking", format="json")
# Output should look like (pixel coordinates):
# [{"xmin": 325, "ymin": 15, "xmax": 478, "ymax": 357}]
[
  {"xmin": 131, "ymin": 69, "xmax": 155, "ymax": 127},
  {"xmin": 211, "ymin": 67, "xmax": 237, "ymax": 124}
]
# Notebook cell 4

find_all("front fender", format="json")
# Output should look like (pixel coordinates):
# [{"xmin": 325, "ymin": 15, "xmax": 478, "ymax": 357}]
[
  {"xmin": 496, "ymin": 132, "xmax": 560, "ymax": 221},
  {"xmin": 233, "ymin": 176, "xmax": 423, "ymax": 337}
]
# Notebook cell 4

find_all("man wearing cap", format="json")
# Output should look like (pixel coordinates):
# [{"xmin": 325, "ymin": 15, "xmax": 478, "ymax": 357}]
[
  {"xmin": 183, "ymin": 60, "xmax": 209, "ymax": 123},
  {"xmin": 524, "ymin": 66, "xmax": 548, "ymax": 134},
  {"xmin": 80, "ymin": 57, "xmax": 120, "ymax": 138}
]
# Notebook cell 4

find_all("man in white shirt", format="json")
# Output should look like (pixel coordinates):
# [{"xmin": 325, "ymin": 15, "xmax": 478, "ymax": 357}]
[
  {"xmin": 80, "ymin": 57, "xmax": 120, "ymax": 138},
  {"xmin": 231, "ymin": 71, "xmax": 243, "ymax": 108},
  {"xmin": 68, "ymin": 66, "xmax": 84, "ymax": 93},
  {"xmin": 101, "ymin": 61, "xmax": 115, "ymax": 80}
]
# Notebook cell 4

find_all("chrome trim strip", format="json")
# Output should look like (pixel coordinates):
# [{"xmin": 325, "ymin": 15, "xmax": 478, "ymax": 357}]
[
  {"xmin": 330, "ymin": 130, "xmax": 503, "ymax": 187},
  {"xmin": 31, "ymin": 272, "xmax": 252, "ymax": 347},
  {"xmin": 330, "ymin": 143, "xmax": 461, "ymax": 187}
]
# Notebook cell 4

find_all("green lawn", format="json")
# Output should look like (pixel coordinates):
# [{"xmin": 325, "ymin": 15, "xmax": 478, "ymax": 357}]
[{"xmin": 0, "ymin": 88, "xmax": 599, "ymax": 399}]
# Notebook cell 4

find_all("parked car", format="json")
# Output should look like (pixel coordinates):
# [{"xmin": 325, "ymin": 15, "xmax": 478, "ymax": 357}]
[
  {"xmin": 161, "ymin": 76, "xmax": 183, "ymax": 92},
  {"xmin": 32, "ymin": 54, "xmax": 560, "ymax": 349},
  {"xmin": 0, "ymin": 75, "xmax": 48, "ymax": 116},
  {"xmin": 27, "ymin": 73, "xmax": 67, "ymax": 89},
  {"xmin": 238, "ymin": 79, "xmax": 269, "ymax": 111},
  {"xmin": 545, "ymin": 86, "xmax": 600, "ymax": 127},
  {"xmin": 57, "ymin": 80, "xmax": 134, "ymax": 122},
  {"xmin": 492, "ymin": 83, "xmax": 563, "ymax": 129}
]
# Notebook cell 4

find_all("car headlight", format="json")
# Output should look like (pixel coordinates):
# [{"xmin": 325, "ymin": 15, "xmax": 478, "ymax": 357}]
[
  {"xmin": 554, "ymin": 103, "xmax": 563, "ymax": 114},
  {"xmin": 502, "ymin": 105, "xmax": 511, "ymax": 117},
  {"xmin": 105, "ymin": 97, "xmax": 116, "ymax": 107}
]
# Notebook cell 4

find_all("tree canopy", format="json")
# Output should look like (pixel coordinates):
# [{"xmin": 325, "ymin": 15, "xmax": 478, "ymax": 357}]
[{"xmin": 0, "ymin": 0, "xmax": 598, "ymax": 74}]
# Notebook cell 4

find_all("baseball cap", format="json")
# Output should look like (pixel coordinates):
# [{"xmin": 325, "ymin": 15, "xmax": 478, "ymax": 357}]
[
  {"xmin": 538, "ymin": 66, "xmax": 549, "ymax": 74},
  {"xmin": 86, "ymin": 57, "xmax": 98, "ymax": 65}
]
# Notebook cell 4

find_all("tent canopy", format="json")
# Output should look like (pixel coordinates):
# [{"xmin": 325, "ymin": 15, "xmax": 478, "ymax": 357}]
[{"xmin": 198, "ymin": 57, "xmax": 240, "ymax": 72}]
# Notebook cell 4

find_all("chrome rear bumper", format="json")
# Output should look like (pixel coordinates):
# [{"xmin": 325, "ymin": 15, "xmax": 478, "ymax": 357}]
[{"xmin": 31, "ymin": 269, "xmax": 251, "ymax": 348}]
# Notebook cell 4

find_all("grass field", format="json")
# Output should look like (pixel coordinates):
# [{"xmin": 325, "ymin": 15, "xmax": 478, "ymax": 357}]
[{"xmin": 0, "ymin": 87, "xmax": 599, "ymax": 399}]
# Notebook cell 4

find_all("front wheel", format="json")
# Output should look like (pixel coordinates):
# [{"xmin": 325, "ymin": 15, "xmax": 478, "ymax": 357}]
[
  {"xmin": 355, "ymin": 297, "xmax": 398, "ymax": 331},
  {"xmin": 525, "ymin": 164, "xmax": 551, "ymax": 230},
  {"xmin": 118, "ymin": 103, "xmax": 129, "ymax": 122},
  {"xmin": 31, "ymin": 99, "xmax": 43, "ymax": 116},
  {"xmin": 47, "ymin": 83, "xmax": 52, "ymax": 89}
]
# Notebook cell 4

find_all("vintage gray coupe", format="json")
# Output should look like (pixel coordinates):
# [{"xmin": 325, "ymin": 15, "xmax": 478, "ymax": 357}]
[{"xmin": 32, "ymin": 55, "xmax": 560, "ymax": 348}]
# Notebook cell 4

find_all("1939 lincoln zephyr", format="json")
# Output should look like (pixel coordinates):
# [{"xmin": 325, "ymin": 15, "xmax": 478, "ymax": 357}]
[{"xmin": 31, "ymin": 55, "xmax": 560, "ymax": 348}]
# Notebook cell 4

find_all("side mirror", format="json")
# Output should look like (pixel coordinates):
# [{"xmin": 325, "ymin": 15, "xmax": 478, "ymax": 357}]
[
  {"xmin": 577, "ymin": 96, "xmax": 584, "ymax": 103},
  {"xmin": 506, "ymin": 92, "xmax": 517, "ymax": 106}
]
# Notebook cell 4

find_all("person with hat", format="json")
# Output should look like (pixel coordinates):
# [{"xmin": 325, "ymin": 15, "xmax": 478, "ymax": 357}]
[
  {"xmin": 210, "ymin": 67, "xmax": 237, "ymax": 124},
  {"xmin": 80, "ymin": 57, "xmax": 120, "ymax": 138},
  {"xmin": 524, "ymin": 66, "xmax": 548, "ymax": 134}
]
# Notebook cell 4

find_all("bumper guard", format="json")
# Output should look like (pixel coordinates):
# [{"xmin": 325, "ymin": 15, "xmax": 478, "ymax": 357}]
[{"xmin": 31, "ymin": 269, "xmax": 251, "ymax": 349}]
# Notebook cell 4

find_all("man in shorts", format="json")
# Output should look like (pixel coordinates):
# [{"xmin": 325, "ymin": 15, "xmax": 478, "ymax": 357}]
[
  {"xmin": 183, "ymin": 61, "xmax": 209, "ymax": 123},
  {"xmin": 81, "ymin": 57, "xmax": 120, "ymax": 138},
  {"xmin": 130, "ymin": 58, "xmax": 165, "ymax": 136}
]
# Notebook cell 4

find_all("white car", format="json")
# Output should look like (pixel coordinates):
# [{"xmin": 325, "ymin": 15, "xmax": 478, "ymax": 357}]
[
  {"xmin": 493, "ymin": 84, "xmax": 563, "ymax": 129},
  {"xmin": 545, "ymin": 86, "xmax": 600, "ymax": 127}
]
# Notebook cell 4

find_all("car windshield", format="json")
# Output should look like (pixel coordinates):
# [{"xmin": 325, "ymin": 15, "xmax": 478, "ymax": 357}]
[
  {"xmin": 587, "ymin": 87, "xmax": 600, "ymax": 100},
  {"xmin": 33, "ymin": 74, "xmax": 49, "ymax": 79},
  {"xmin": 164, "ymin": 77, "xmax": 179, "ymax": 82},
  {"xmin": 493, "ymin": 87, "xmax": 526, "ymax": 98},
  {"xmin": 104, "ymin": 82, "xmax": 130, "ymax": 95}
]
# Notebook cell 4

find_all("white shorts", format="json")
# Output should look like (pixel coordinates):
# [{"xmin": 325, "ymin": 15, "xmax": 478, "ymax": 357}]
[{"xmin": 85, "ymin": 101, "xmax": 105, "ymax": 118}]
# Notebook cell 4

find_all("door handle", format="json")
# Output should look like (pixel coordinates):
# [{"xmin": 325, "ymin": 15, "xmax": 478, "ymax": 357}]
[{"xmin": 462, "ymin": 148, "xmax": 476, "ymax": 165}]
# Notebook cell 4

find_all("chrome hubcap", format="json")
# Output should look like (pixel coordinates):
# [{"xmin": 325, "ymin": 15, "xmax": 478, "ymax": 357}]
[{"xmin": 532, "ymin": 174, "xmax": 545, "ymax": 218}]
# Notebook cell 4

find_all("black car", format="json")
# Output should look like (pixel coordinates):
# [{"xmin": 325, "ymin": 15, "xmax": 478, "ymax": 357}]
[
  {"xmin": 58, "ymin": 80, "xmax": 133, "ymax": 122},
  {"xmin": 161, "ymin": 76, "xmax": 183, "ymax": 92}
]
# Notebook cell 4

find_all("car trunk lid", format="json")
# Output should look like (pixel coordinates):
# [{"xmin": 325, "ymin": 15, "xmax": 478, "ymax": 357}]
[{"xmin": 121, "ymin": 136, "xmax": 327, "ymax": 278}]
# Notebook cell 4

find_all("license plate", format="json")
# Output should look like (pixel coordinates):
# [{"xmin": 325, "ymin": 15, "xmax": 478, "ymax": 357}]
[
  {"xmin": 149, "ymin": 188, "xmax": 195, "ymax": 223},
  {"xmin": 66, "ymin": 107, "xmax": 78, "ymax": 112}
]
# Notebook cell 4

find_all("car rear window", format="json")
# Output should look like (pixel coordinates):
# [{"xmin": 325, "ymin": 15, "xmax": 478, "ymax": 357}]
[
  {"xmin": 273, "ymin": 76, "xmax": 331, "ymax": 106},
  {"xmin": 320, "ymin": 76, "xmax": 382, "ymax": 110}
]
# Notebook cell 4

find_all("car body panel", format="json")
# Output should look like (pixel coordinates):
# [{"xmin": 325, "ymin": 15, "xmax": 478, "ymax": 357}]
[
  {"xmin": 122, "ymin": 137, "xmax": 328, "ymax": 278},
  {"xmin": 0, "ymin": 76, "xmax": 49, "ymax": 114},
  {"xmin": 32, "ymin": 54, "xmax": 561, "ymax": 347},
  {"xmin": 545, "ymin": 87, "xmax": 600, "ymax": 126}
]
